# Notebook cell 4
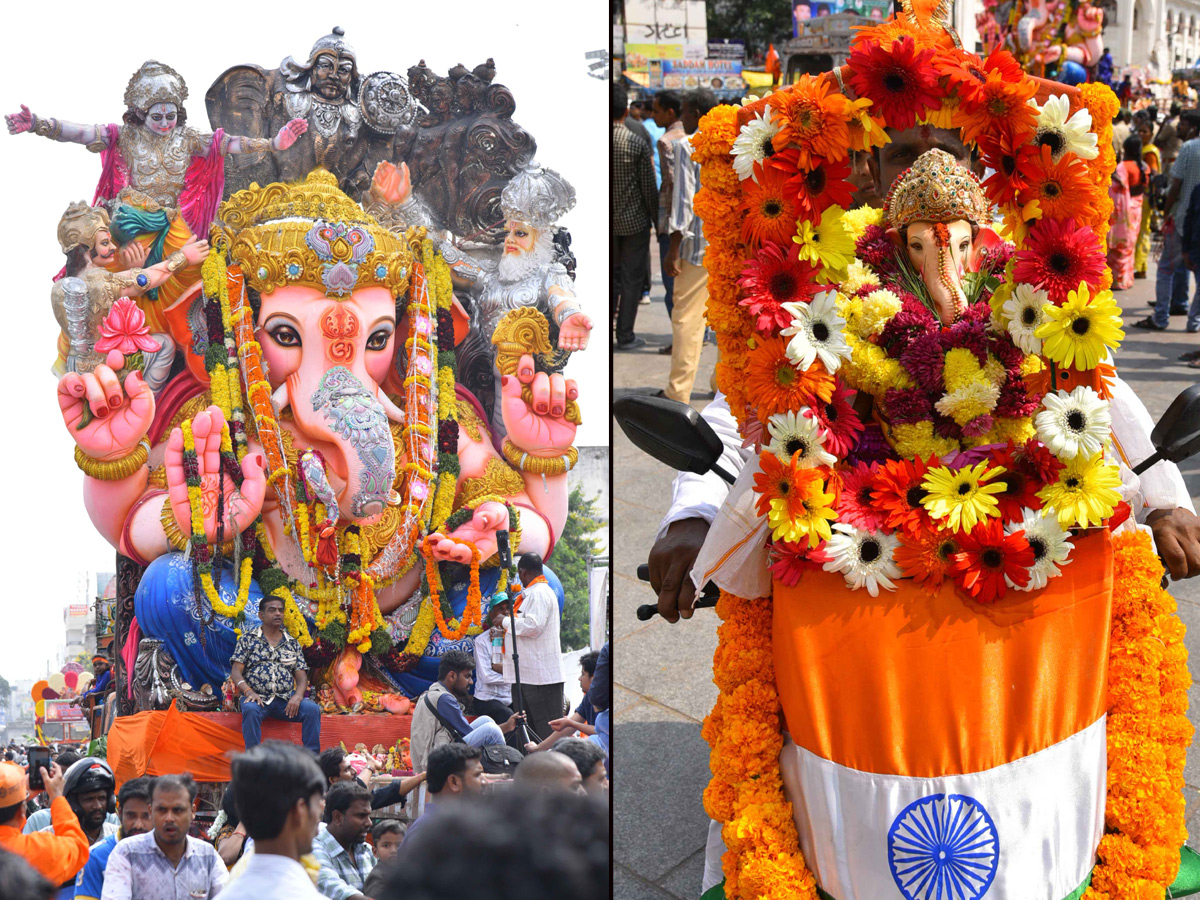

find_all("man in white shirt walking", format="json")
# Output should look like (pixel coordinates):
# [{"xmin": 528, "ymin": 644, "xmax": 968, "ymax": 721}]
[
  {"xmin": 502, "ymin": 553, "xmax": 566, "ymax": 744},
  {"xmin": 217, "ymin": 741, "xmax": 326, "ymax": 900}
]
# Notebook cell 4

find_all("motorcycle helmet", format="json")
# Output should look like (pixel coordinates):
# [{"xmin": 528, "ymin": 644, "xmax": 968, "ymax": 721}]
[{"xmin": 62, "ymin": 756, "xmax": 117, "ymax": 815}]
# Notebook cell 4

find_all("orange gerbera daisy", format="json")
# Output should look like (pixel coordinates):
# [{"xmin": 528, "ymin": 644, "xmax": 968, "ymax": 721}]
[
  {"xmin": 771, "ymin": 74, "xmax": 851, "ymax": 167},
  {"xmin": 871, "ymin": 455, "xmax": 939, "ymax": 534},
  {"xmin": 1015, "ymin": 145, "xmax": 1095, "ymax": 222},
  {"xmin": 753, "ymin": 450, "xmax": 823, "ymax": 520},
  {"xmin": 894, "ymin": 529, "xmax": 960, "ymax": 592},
  {"xmin": 746, "ymin": 337, "xmax": 837, "ymax": 421},
  {"xmin": 768, "ymin": 149, "xmax": 855, "ymax": 221},
  {"xmin": 741, "ymin": 166, "xmax": 799, "ymax": 249},
  {"xmin": 957, "ymin": 71, "xmax": 1037, "ymax": 145}
]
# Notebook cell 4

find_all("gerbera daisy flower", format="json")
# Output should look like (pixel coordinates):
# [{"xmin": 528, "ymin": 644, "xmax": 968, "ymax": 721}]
[
  {"xmin": 731, "ymin": 104, "xmax": 781, "ymax": 182},
  {"xmin": 988, "ymin": 444, "xmax": 1047, "ymax": 523},
  {"xmin": 746, "ymin": 337, "xmax": 837, "ymax": 420},
  {"xmin": 1002, "ymin": 283, "xmax": 1049, "ymax": 354},
  {"xmin": 1028, "ymin": 94, "xmax": 1098, "ymax": 162},
  {"xmin": 771, "ymin": 74, "xmax": 851, "ymax": 167},
  {"xmin": 921, "ymin": 461, "xmax": 1006, "ymax": 533},
  {"xmin": 767, "ymin": 477, "xmax": 838, "ymax": 547},
  {"xmin": 1017, "ymin": 438, "xmax": 1066, "ymax": 485},
  {"xmin": 1035, "ymin": 386, "xmax": 1111, "ymax": 460},
  {"xmin": 895, "ymin": 528, "xmax": 960, "ymax": 591},
  {"xmin": 765, "ymin": 410, "xmax": 837, "ymax": 469},
  {"xmin": 981, "ymin": 48, "xmax": 1027, "ymax": 82},
  {"xmin": 769, "ymin": 540, "xmax": 829, "ymax": 586},
  {"xmin": 872, "ymin": 456, "xmax": 937, "ymax": 534},
  {"xmin": 806, "ymin": 385, "xmax": 864, "ymax": 457},
  {"xmin": 845, "ymin": 97, "xmax": 890, "ymax": 153},
  {"xmin": 836, "ymin": 462, "xmax": 887, "ymax": 532},
  {"xmin": 822, "ymin": 523, "xmax": 902, "ymax": 596},
  {"xmin": 977, "ymin": 131, "xmax": 1039, "ymax": 208},
  {"xmin": 738, "ymin": 243, "xmax": 821, "ymax": 332},
  {"xmin": 949, "ymin": 518, "xmax": 1034, "ymax": 603},
  {"xmin": 740, "ymin": 166, "xmax": 799, "ymax": 249},
  {"xmin": 1012, "ymin": 218, "xmax": 1106, "ymax": 304},
  {"xmin": 1016, "ymin": 146, "xmax": 1095, "ymax": 222},
  {"xmin": 753, "ymin": 449, "xmax": 823, "ymax": 520},
  {"xmin": 1035, "ymin": 282, "xmax": 1125, "ymax": 371},
  {"xmin": 778, "ymin": 153, "xmax": 855, "ymax": 222},
  {"xmin": 846, "ymin": 36, "xmax": 940, "ymax": 132},
  {"xmin": 1006, "ymin": 508, "xmax": 1073, "ymax": 591},
  {"xmin": 957, "ymin": 71, "xmax": 1038, "ymax": 145},
  {"xmin": 1036, "ymin": 452, "xmax": 1122, "ymax": 528},
  {"xmin": 781, "ymin": 290, "xmax": 851, "ymax": 373},
  {"xmin": 794, "ymin": 206, "xmax": 856, "ymax": 280}
]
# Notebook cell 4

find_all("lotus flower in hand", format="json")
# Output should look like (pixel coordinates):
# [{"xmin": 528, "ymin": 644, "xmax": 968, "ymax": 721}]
[{"xmin": 94, "ymin": 298, "xmax": 160, "ymax": 355}]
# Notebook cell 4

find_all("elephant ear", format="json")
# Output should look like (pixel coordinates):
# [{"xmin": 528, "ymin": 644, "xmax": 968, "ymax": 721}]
[
  {"xmin": 885, "ymin": 226, "xmax": 904, "ymax": 247},
  {"xmin": 968, "ymin": 227, "xmax": 1003, "ymax": 271}
]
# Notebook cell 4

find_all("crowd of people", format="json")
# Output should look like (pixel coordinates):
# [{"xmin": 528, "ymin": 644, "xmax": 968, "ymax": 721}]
[{"xmin": 0, "ymin": 550, "xmax": 611, "ymax": 899}]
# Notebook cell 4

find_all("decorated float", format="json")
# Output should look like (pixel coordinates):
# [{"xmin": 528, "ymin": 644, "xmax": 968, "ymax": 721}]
[
  {"xmin": 692, "ymin": 0, "xmax": 1199, "ymax": 897},
  {"xmin": 976, "ymin": 0, "xmax": 1105, "ymax": 83},
  {"xmin": 6, "ymin": 25, "xmax": 591, "ymax": 778}
]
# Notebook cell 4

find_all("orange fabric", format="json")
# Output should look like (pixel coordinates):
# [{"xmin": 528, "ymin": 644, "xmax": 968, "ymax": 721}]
[
  {"xmin": 773, "ymin": 529, "xmax": 1113, "ymax": 778},
  {"xmin": 0, "ymin": 796, "xmax": 90, "ymax": 886},
  {"xmin": 128, "ymin": 213, "xmax": 200, "ymax": 336}
]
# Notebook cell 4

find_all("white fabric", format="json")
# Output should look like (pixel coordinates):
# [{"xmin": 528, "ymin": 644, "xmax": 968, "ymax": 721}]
[
  {"xmin": 589, "ymin": 567, "xmax": 610, "ymax": 652},
  {"xmin": 217, "ymin": 852, "xmax": 321, "ymax": 900},
  {"xmin": 778, "ymin": 718, "xmax": 1106, "ymax": 900},
  {"xmin": 472, "ymin": 632, "xmax": 511, "ymax": 702},
  {"xmin": 701, "ymin": 819, "xmax": 726, "ymax": 894},
  {"xmin": 1108, "ymin": 373, "xmax": 1197, "ymax": 516},
  {"xmin": 689, "ymin": 454, "xmax": 772, "ymax": 599},
  {"xmin": 502, "ymin": 581, "xmax": 565, "ymax": 685},
  {"xmin": 656, "ymin": 392, "xmax": 755, "ymax": 542}
]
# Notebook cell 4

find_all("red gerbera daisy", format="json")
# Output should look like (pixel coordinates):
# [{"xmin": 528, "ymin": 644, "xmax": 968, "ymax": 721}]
[
  {"xmin": 836, "ymin": 462, "xmax": 887, "ymax": 533},
  {"xmin": 957, "ymin": 71, "xmax": 1037, "ymax": 145},
  {"xmin": 894, "ymin": 529, "xmax": 960, "ymax": 592},
  {"xmin": 1015, "ymin": 145, "xmax": 1096, "ymax": 222},
  {"xmin": 738, "ymin": 242, "xmax": 822, "ymax": 332},
  {"xmin": 1017, "ymin": 438, "xmax": 1066, "ymax": 485},
  {"xmin": 753, "ymin": 450, "xmax": 823, "ymax": 520},
  {"xmin": 1012, "ymin": 217, "xmax": 1107, "ymax": 304},
  {"xmin": 980, "ymin": 48, "xmax": 1026, "ymax": 83},
  {"xmin": 847, "ymin": 36, "xmax": 941, "ymax": 132},
  {"xmin": 806, "ymin": 385, "xmax": 864, "ymax": 457},
  {"xmin": 976, "ymin": 131, "xmax": 1039, "ymax": 207},
  {"xmin": 989, "ymin": 445, "xmax": 1046, "ymax": 523},
  {"xmin": 741, "ymin": 166, "xmax": 799, "ymax": 249},
  {"xmin": 769, "ymin": 539, "xmax": 830, "ymax": 586},
  {"xmin": 871, "ymin": 455, "xmax": 939, "ymax": 534},
  {"xmin": 949, "ymin": 519, "xmax": 1034, "ymax": 604},
  {"xmin": 769, "ymin": 149, "xmax": 856, "ymax": 222}
]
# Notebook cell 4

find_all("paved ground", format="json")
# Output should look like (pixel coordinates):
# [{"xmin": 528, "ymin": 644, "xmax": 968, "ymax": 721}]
[{"xmin": 613, "ymin": 252, "xmax": 1200, "ymax": 900}]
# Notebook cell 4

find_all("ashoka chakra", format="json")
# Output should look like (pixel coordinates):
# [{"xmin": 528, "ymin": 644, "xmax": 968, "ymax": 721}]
[{"xmin": 887, "ymin": 793, "xmax": 999, "ymax": 900}]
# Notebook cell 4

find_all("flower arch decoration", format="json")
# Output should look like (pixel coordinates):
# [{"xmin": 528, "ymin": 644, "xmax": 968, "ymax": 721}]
[{"xmin": 693, "ymin": 1, "xmax": 1192, "ymax": 897}]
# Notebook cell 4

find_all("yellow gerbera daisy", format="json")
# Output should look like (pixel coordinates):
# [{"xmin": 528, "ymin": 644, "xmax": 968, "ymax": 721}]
[
  {"xmin": 794, "ymin": 206, "xmax": 855, "ymax": 281},
  {"xmin": 920, "ymin": 462, "xmax": 1007, "ymax": 533},
  {"xmin": 1035, "ymin": 281, "xmax": 1125, "ymax": 370},
  {"xmin": 767, "ymin": 483, "xmax": 837, "ymax": 547},
  {"xmin": 1036, "ymin": 452, "xmax": 1122, "ymax": 528},
  {"xmin": 846, "ymin": 98, "xmax": 890, "ymax": 153}
]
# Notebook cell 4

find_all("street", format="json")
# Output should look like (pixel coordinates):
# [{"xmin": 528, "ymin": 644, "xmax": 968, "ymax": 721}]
[{"xmin": 613, "ymin": 252, "xmax": 1200, "ymax": 900}]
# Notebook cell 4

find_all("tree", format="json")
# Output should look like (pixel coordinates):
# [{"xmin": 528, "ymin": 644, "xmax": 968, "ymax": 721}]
[
  {"xmin": 0, "ymin": 675, "xmax": 10, "ymax": 710},
  {"xmin": 708, "ymin": 0, "xmax": 795, "ymax": 60},
  {"xmin": 550, "ymin": 486, "xmax": 605, "ymax": 652}
]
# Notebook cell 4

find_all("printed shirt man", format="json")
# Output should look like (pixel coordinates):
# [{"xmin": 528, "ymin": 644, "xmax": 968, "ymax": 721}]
[
  {"xmin": 98, "ymin": 829, "xmax": 227, "ymax": 899},
  {"xmin": 311, "ymin": 822, "xmax": 376, "ymax": 900},
  {"xmin": 668, "ymin": 134, "xmax": 706, "ymax": 268},
  {"xmin": 230, "ymin": 625, "xmax": 308, "ymax": 703}
]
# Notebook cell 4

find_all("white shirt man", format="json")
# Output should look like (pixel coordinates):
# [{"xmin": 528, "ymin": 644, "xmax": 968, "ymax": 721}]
[{"xmin": 502, "ymin": 554, "xmax": 565, "ymax": 744}]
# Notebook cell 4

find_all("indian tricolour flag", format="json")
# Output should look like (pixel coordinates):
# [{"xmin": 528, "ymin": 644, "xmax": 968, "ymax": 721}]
[{"xmin": 770, "ymin": 529, "xmax": 1112, "ymax": 900}]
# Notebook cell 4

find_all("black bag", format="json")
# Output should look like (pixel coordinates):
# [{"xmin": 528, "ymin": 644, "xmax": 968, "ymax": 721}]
[{"xmin": 423, "ymin": 695, "xmax": 524, "ymax": 775}]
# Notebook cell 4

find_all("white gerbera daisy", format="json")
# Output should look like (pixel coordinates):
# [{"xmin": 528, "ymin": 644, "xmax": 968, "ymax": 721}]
[
  {"xmin": 1003, "ymin": 283, "xmax": 1050, "ymax": 354},
  {"xmin": 822, "ymin": 523, "xmax": 901, "ymax": 596},
  {"xmin": 1006, "ymin": 507, "xmax": 1073, "ymax": 591},
  {"xmin": 731, "ymin": 105, "xmax": 780, "ymax": 182},
  {"xmin": 1028, "ymin": 94, "xmax": 1098, "ymax": 161},
  {"xmin": 765, "ymin": 409, "xmax": 837, "ymax": 468},
  {"xmin": 780, "ymin": 290, "xmax": 851, "ymax": 373},
  {"xmin": 1034, "ymin": 386, "xmax": 1111, "ymax": 460}
]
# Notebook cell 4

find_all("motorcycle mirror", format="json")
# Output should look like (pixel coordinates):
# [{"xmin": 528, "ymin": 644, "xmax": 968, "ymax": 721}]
[
  {"xmin": 1135, "ymin": 383, "xmax": 1200, "ymax": 476},
  {"xmin": 612, "ymin": 394, "xmax": 736, "ymax": 484}
]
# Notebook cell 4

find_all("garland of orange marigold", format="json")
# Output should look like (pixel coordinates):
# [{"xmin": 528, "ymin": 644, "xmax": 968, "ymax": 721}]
[
  {"xmin": 1078, "ymin": 82, "xmax": 1119, "ymax": 292},
  {"xmin": 1085, "ymin": 530, "xmax": 1192, "ymax": 898},
  {"xmin": 702, "ymin": 591, "xmax": 819, "ymax": 899},
  {"xmin": 420, "ymin": 535, "xmax": 483, "ymax": 641}
]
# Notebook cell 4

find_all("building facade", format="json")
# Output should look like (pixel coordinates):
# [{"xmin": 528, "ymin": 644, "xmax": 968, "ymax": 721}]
[{"xmin": 1098, "ymin": 0, "xmax": 1200, "ymax": 75}]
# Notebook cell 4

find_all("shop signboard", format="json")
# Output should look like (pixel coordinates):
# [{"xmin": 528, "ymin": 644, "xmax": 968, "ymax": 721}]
[
  {"xmin": 44, "ymin": 700, "xmax": 85, "ymax": 723},
  {"xmin": 659, "ymin": 58, "xmax": 744, "ymax": 92}
]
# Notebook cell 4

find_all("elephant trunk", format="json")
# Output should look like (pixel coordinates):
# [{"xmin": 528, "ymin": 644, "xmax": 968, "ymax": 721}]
[
  {"xmin": 927, "ymin": 225, "xmax": 968, "ymax": 326},
  {"xmin": 287, "ymin": 365, "xmax": 396, "ymax": 523}
]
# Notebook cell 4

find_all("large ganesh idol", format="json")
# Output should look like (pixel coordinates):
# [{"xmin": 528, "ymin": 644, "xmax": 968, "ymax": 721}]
[{"xmin": 58, "ymin": 169, "xmax": 579, "ymax": 711}]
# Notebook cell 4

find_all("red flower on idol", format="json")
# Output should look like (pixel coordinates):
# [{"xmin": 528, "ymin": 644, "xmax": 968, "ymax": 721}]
[
  {"xmin": 1012, "ymin": 217, "xmax": 1106, "ymax": 304},
  {"xmin": 94, "ymin": 298, "xmax": 161, "ymax": 355},
  {"xmin": 871, "ymin": 455, "xmax": 938, "ymax": 535},
  {"xmin": 847, "ymin": 36, "xmax": 940, "ymax": 132},
  {"xmin": 738, "ymin": 242, "xmax": 822, "ymax": 332},
  {"xmin": 806, "ymin": 386, "xmax": 864, "ymax": 457},
  {"xmin": 949, "ymin": 519, "xmax": 1035, "ymax": 603}
]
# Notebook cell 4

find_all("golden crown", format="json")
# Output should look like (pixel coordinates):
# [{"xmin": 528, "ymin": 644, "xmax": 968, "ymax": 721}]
[
  {"xmin": 57, "ymin": 201, "xmax": 111, "ymax": 254},
  {"xmin": 212, "ymin": 169, "xmax": 414, "ymax": 298},
  {"xmin": 883, "ymin": 149, "xmax": 990, "ymax": 232}
]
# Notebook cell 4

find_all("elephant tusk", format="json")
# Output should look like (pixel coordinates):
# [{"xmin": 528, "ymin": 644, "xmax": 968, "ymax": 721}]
[
  {"xmin": 272, "ymin": 382, "xmax": 290, "ymax": 413},
  {"xmin": 376, "ymin": 388, "xmax": 406, "ymax": 424}
]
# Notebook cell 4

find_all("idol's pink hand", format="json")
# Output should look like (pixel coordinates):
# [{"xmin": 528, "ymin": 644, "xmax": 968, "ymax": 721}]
[
  {"xmin": 5, "ymin": 105, "xmax": 33, "ymax": 135},
  {"xmin": 163, "ymin": 406, "xmax": 268, "ymax": 543},
  {"xmin": 58, "ymin": 351, "xmax": 155, "ymax": 462},
  {"xmin": 446, "ymin": 502, "xmax": 510, "ymax": 562},
  {"xmin": 557, "ymin": 312, "xmax": 592, "ymax": 353},
  {"xmin": 501, "ymin": 355, "xmax": 578, "ymax": 456},
  {"xmin": 273, "ymin": 118, "xmax": 309, "ymax": 151},
  {"xmin": 371, "ymin": 161, "xmax": 412, "ymax": 206},
  {"xmin": 425, "ymin": 532, "xmax": 476, "ymax": 565},
  {"xmin": 117, "ymin": 241, "xmax": 149, "ymax": 270}
]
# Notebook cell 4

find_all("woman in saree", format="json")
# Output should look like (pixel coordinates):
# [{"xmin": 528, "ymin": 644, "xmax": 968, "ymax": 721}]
[
  {"xmin": 1108, "ymin": 134, "xmax": 1148, "ymax": 289},
  {"xmin": 1135, "ymin": 119, "xmax": 1161, "ymax": 278}
]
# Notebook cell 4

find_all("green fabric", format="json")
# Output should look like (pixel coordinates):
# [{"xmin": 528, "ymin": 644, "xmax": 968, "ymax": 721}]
[
  {"xmin": 699, "ymin": 881, "xmax": 726, "ymax": 900},
  {"xmin": 809, "ymin": 869, "xmax": 1091, "ymax": 900},
  {"xmin": 1170, "ymin": 845, "xmax": 1200, "ymax": 897},
  {"xmin": 111, "ymin": 205, "xmax": 171, "ymax": 301}
]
